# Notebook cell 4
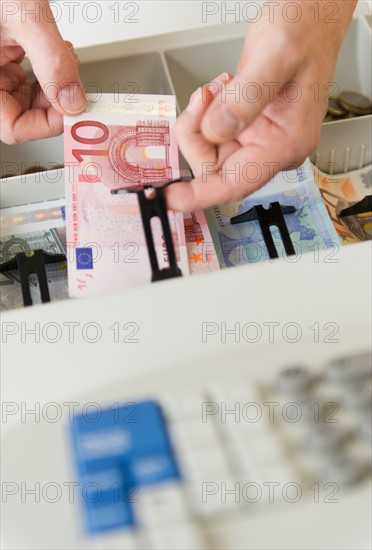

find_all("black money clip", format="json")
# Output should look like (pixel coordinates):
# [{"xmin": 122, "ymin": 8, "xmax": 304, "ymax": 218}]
[
  {"xmin": 340, "ymin": 195, "xmax": 372, "ymax": 218},
  {"xmin": 0, "ymin": 250, "xmax": 67, "ymax": 307},
  {"xmin": 112, "ymin": 172, "xmax": 193, "ymax": 283},
  {"xmin": 231, "ymin": 202, "xmax": 296, "ymax": 260}
]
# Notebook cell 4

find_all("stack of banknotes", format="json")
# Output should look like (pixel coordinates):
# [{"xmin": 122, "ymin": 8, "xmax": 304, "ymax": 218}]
[
  {"xmin": 312, "ymin": 164, "xmax": 371, "ymax": 244},
  {"xmin": 1, "ymin": 92, "xmax": 370, "ymax": 310},
  {"xmin": 0, "ymin": 200, "xmax": 68, "ymax": 310}
]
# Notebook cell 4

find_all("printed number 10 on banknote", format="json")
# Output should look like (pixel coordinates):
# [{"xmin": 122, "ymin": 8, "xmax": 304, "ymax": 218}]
[{"xmin": 64, "ymin": 94, "xmax": 187, "ymax": 297}]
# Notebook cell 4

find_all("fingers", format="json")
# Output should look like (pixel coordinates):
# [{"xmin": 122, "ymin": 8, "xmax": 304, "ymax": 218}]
[
  {"xmin": 166, "ymin": 172, "xmax": 234, "ymax": 213},
  {"xmin": 167, "ymin": 146, "xmax": 286, "ymax": 213},
  {"xmin": 0, "ymin": 90, "xmax": 63, "ymax": 143},
  {"xmin": 65, "ymin": 41, "xmax": 80, "ymax": 66},
  {"xmin": 0, "ymin": 62, "xmax": 25, "ymax": 93},
  {"xmin": 175, "ymin": 72, "xmax": 233, "ymax": 177},
  {"xmin": 201, "ymin": 31, "xmax": 300, "ymax": 144},
  {"xmin": 0, "ymin": 40, "xmax": 82, "ymax": 144},
  {"xmin": 12, "ymin": 2, "xmax": 86, "ymax": 116},
  {"xmin": 32, "ymin": 43, "xmax": 80, "ymax": 110},
  {"xmin": 0, "ymin": 45, "xmax": 25, "ymax": 66},
  {"xmin": 167, "ymin": 117, "xmax": 297, "ymax": 213}
]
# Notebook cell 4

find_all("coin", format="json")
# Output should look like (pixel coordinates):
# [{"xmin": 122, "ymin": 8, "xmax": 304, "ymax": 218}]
[
  {"xmin": 338, "ymin": 91, "xmax": 372, "ymax": 116},
  {"xmin": 327, "ymin": 97, "xmax": 347, "ymax": 117},
  {"xmin": 323, "ymin": 114, "xmax": 334, "ymax": 123},
  {"xmin": 24, "ymin": 166, "xmax": 45, "ymax": 175}
]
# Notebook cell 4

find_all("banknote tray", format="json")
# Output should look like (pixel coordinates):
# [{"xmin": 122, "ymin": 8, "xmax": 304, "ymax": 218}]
[
  {"xmin": 230, "ymin": 202, "xmax": 296, "ymax": 260},
  {"xmin": 113, "ymin": 183, "xmax": 186, "ymax": 282},
  {"xmin": 0, "ymin": 15, "xmax": 371, "ymax": 310},
  {"xmin": 0, "ymin": 250, "xmax": 67, "ymax": 307}
]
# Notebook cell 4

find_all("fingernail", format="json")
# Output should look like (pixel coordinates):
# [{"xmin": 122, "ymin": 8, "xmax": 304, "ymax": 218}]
[
  {"xmin": 218, "ymin": 72, "xmax": 230, "ymax": 83},
  {"xmin": 209, "ymin": 103, "xmax": 244, "ymax": 138},
  {"xmin": 59, "ymin": 84, "xmax": 86, "ymax": 115},
  {"xmin": 186, "ymin": 89, "xmax": 201, "ymax": 113}
]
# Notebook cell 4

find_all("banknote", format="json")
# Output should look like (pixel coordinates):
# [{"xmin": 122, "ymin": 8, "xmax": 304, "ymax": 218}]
[
  {"xmin": 0, "ymin": 273, "xmax": 34, "ymax": 311},
  {"xmin": 205, "ymin": 160, "xmax": 340, "ymax": 267},
  {"xmin": 0, "ymin": 263, "xmax": 69, "ymax": 311},
  {"xmin": 0, "ymin": 201, "xmax": 68, "ymax": 310},
  {"xmin": 1, "ymin": 199, "xmax": 65, "ymax": 235},
  {"xmin": 0, "ymin": 228, "xmax": 66, "ymax": 264},
  {"xmin": 312, "ymin": 164, "xmax": 372, "ymax": 243},
  {"xmin": 65, "ymin": 94, "xmax": 180, "ymax": 191},
  {"xmin": 184, "ymin": 211, "xmax": 220, "ymax": 274},
  {"xmin": 64, "ymin": 94, "xmax": 188, "ymax": 297}
]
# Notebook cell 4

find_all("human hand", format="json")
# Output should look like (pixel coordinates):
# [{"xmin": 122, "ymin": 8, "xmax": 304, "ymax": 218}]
[
  {"xmin": 166, "ymin": 1, "xmax": 357, "ymax": 212},
  {"xmin": 0, "ymin": 0, "xmax": 86, "ymax": 144}
]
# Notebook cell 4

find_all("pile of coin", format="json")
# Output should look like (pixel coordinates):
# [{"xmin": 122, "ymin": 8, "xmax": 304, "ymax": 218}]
[{"xmin": 324, "ymin": 91, "xmax": 372, "ymax": 123}]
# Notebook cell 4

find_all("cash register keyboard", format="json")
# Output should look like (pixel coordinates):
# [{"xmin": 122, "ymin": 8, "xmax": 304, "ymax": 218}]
[{"xmin": 70, "ymin": 351, "xmax": 372, "ymax": 550}]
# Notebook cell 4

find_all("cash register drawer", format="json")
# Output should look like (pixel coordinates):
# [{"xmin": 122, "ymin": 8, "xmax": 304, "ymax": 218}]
[{"xmin": 0, "ymin": 15, "xmax": 371, "ymax": 311}]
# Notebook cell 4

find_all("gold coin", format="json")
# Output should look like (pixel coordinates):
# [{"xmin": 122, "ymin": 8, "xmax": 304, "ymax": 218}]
[
  {"xmin": 338, "ymin": 91, "xmax": 372, "ymax": 116},
  {"xmin": 327, "ymin": 97, "xmax": 347, "ymax": 117},
  {"xmin": 24, "ymin": 166, "xmax": 45, "ymax": 175},
  {"xmin": 323, "ymin": 114, "xmax": 334, "ymax": 123}
]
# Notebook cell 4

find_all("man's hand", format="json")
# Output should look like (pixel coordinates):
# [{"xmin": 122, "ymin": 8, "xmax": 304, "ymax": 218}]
[
  {"xmin": 0, "ymin": 0, "xmax": 87, "ymax": 144},
  {"xmin": 166, "ymin": 1, "xmax": 357, "ymax": 212}
]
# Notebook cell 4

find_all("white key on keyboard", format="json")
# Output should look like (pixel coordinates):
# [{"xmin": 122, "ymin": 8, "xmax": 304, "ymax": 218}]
[
  {"xmin": 178, "ymin": 445, "xmax": 232, "ymax": 480},
  {"xmin": 229, "ymin": 434, "xmax": 287, "ymax": 471},
  {"xmin": 133, "ymin": 482, "xmax": 190, "ymax": 529},
  {"xmin": 239, "ymin": 463, "xmax": 299, "ymax": 505},
  {"xmin": 186, "ymin": 476, "xmax": 241, "ymax": 518},
  {"xmin": 207, "ymin": 383, "xmax": 273, "ymax": 441},
  {"xmin": 169, "ymin": 417, "xmax": 221, "ymax": 451}
]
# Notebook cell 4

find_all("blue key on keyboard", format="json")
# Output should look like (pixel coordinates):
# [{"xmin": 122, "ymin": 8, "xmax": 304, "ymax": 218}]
[{"xmin": 70, "ymin": 400, "xmax": 180, "ymax": 534}]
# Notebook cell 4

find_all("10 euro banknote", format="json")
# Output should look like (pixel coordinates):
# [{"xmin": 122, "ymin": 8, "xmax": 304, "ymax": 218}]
[{"xmin": 64, "ymin": 94, "xmax": 189, "ymax": 298}]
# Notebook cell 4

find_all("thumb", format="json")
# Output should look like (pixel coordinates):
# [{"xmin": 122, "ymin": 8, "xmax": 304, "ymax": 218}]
[
  {"xmin": 14, "ymin": 3, "xmax": 86, "ymax": 115},
  {"xmin": 201, "ymin": 35, "xmax": 299, "ymax": 144}
]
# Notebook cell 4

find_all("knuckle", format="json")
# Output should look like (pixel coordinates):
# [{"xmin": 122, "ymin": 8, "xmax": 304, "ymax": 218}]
[
  {"xmin": 1, "ymin": 133, "xmax": 19, "ymax": 145},
  {"xmin": 43, "ymin": 50, "xmax": 78, "ymax": 86},
  {"xmin": 289, "ymin": 121, "xmax": 320, "ymax": 159}
]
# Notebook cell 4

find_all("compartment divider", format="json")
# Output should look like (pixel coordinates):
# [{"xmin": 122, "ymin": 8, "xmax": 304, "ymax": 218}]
[{"xmin": 159, "ymin": 51, "xmax": 180, "ymax": 114}]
